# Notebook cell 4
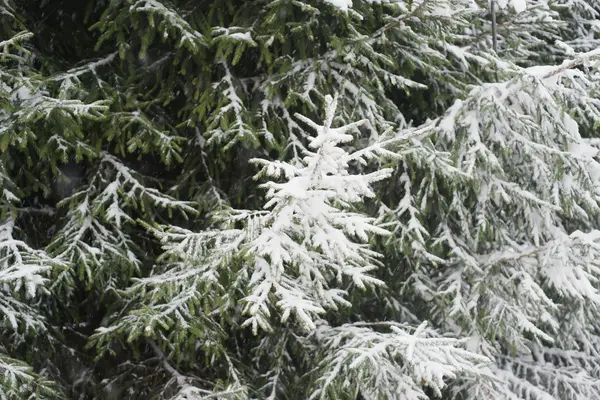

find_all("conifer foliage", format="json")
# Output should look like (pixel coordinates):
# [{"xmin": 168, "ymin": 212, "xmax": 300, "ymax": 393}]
[{"xmin": 3, "ymin": 0, "xmax": 600, "ymax": 399}]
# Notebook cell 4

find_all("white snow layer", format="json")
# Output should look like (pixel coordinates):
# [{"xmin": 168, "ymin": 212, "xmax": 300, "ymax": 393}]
[
  {"xmin": 496, "ymin": 0, "xmax": 526, "ymax": 13},
  {"xmin": 325, "ymin": 0, "xmax": 353, "ymax": 10}
]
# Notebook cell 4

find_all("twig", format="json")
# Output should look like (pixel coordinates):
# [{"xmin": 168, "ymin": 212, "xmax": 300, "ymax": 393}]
[
  {"xmin": 540, "ymin": 47, "xmax": 600, "ymax": 79},
  {"xmin": 147, "ymin": 339, "xmax": 189, "ymax": 388}
]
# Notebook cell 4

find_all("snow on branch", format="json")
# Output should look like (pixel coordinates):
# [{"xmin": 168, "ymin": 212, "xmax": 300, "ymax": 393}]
[
  {"xmin": 129, "ymin": 0, "xmax": 206, "ymax": 52},
  {"xmin": 0, "ymin": 217, "xmax": 63, "ymax": 299},
  {"xmin": 396, "ymin": 37, "xmax": 600, "ymax": 400},
  {"xmin": 48, "ymin": 155, "xmax": 195, "ymax": 288},
  {"xmin": 0, "ymin": 31, "xmax": 33, "ymax": 62},
  {"xmin": 47, "ymin": 203, "xmax": 140, "ymax": 287},
  {"xmin": 99, "ymin": 153, "xmax": 196, "ymax": 218},
  {"xmin": 309, "ymin": 320, "xmax": 495, "ymax": 400},
  {"xmin": 526, "ymin": 45, "xmax": 600, "ymax": 80},
  {"xmin": 50, "ymin": 52, "xmax": 118, "ymax": 83},
  {"xmin": 16, "ymin": 96, "xmax": 109, "ymax": 121},
  {"xmin": 203, "ymin": 61, "xmax": 257, "ymax": 151},
  {"xmin": 145, "ymin": 339, "xmax": 249, "ymax": 400},
  {"xmin": 241, "ymin": 95, "xmax": 394, "ymax": 333},
  {"xmin": 478, "ymin": 229, "xmax": 600, "ymax": 305},
  {"xmin": 0, "ymin": 160, "xmax": 18, "ymax": 208},
  {"xmin": 212, "ymin": 26, "xmax": 257, "ymax": 65},
  {"xmin": 0, "ymin": 219, "xmax": 62, "ymax": 397},
  {"xmin": 408, "ymin": 62, "xmax": 600, "ymax": 248},
  {"xmin": 0, "ymin": 353, "xmax": 60, "ymax": 399},
  {"xmin": 91, "ymin": 95, "xmax": 398, "ymax": 353}
]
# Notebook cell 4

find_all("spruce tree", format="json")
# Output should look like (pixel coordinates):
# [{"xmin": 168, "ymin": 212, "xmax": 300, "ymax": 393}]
[{"xmin": 3, "ymin": 0, "xmax": 600, "ymax": 399}]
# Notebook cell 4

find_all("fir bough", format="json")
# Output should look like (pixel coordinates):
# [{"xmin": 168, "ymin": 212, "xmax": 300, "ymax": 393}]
[{"xmin": 2, "ymin": 0, "xmax": 600, "ymax": 399}]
